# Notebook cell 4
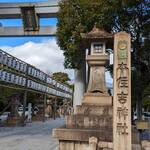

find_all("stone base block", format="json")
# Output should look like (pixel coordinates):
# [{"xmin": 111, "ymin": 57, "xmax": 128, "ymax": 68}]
[
  {"xmin": 66, "ymin": 114, "xmax": 112, "ymax": 129},
  {"xmin": 75, "ymin": 105, "xmax": 113, "ymax": 116},
  {"xmin": 142, "ymin": 141, "xmax": 150, "ymax": 150},
  {"xmin": 82, "ymin": 93, "xmax": 112, "ymax": 106},
  {"xmin": 59, "ymin": 141, "xmax": 89, "ymax": 150},
  {"xmin": 53, "ymin": 128, "xmax": 112, "ymax": 142},
  {"xmin": 132, "ymin": 144, "xmax": 142, "ymax": 150},
  {"xmin": 54, "ymin": 134, "xmax": 141, "ymax": 150},
  {"xmin": 67, "ymin": 104, "xmax": 113, "ymax": 129}
]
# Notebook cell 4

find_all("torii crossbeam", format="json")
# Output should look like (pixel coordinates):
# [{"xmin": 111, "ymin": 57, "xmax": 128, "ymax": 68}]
[{"xmin": 0, "ymin": 1, "xmax": 60, "ymax": 37}]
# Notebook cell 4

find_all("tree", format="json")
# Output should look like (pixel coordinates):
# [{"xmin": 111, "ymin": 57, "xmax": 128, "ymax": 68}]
[
  {"xmin": 57, "ymin": 0, "xmax": 115, "ymax": 68},
  {"xmin": 0, "ymin": 87, "xmax": 14, "ymax": 111},
  {"xmin": 57, "ymin": 0, "xmax": 150, "ymax": 119},
  {"xmin": 52, "ymin": 72, "xmax": 70, "ymax": 84},
  {"xmin": 143, "ymin": 84, "xmax": 150, "ymax": 111},
  {"xmin": 0, "ymin": 87, "xmax": 22, "ymax": 113}
]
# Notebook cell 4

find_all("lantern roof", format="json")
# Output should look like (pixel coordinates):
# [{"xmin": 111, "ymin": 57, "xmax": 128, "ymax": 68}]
[
  {"xmin": 81, "ymin": 25, "xmax": 113, "ymax": 49},
  {"xmin": 81, "ymin": 25, "xmax": 113, "ymax": 40}
]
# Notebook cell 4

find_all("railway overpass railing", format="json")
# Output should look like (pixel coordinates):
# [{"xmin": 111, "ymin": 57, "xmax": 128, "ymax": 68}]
[{"xmin": 0, "ymin": 49, "xmax": 73, "ymax": 99}]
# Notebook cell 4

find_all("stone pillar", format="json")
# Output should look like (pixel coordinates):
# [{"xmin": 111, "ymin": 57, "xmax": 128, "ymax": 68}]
[
  {"xmin": 73, "ymin": 68, "xmax": 85, "ymax": 108},
  {"xmin": 113, "ymin": 32, "xmax": 131, "ymax": 150},
  {"xmin": 73, "ymin": 51, "xmax": 86, "ymax": 109},
  {"xmin": 89, "ymin": 137, "xmax": 98, "ymax": 150}
]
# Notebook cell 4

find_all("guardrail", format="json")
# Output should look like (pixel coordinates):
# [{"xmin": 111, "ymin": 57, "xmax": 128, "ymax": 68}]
[{"xmin": 0, "ymin": 49, "xmax": 73, "ymax": 99}]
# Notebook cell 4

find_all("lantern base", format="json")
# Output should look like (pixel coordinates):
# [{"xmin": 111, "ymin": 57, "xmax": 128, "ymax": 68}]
[{"xmin": 82, "ymin": 93, "xmax": 112, "ymax": 106}]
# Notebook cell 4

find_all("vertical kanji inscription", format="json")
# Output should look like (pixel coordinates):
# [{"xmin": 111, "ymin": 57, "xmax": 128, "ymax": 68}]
[{"xmin": 113, "ymin": 32, "xmax": 131, "ymax": 150}]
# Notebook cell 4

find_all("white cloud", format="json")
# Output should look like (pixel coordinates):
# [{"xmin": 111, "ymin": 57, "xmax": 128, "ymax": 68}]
[
  {"xmin": 0, "ymin": 39, "xmax": 74, "ymax": 80},
  {"xmin": 0, "ymin": 39, "xmax": 113, "ymax": 84}
]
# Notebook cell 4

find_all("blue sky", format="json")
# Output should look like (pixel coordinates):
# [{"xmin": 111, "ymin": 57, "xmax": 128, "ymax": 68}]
[
  {"xmin": 0, "ymin": 0, "xmax": 75, "ymax": 79},
  {"xmin": 0, "ymin": 0, "xmax": 113, "ymax": 83},
  {"xmin": 0, "ymin": 18, "xmax": 57, "ymax": 46}
]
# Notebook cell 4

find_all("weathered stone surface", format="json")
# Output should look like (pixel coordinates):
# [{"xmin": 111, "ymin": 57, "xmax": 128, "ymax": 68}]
[
  {"xmin": 113, "ymin": 32, "xmax": 132, "ymax": 150},
  {"xmin": 53, "ymin": 128, "xmax": 113, "ymax": 142},
  {"xmin": 82, "ymin": 94, "xmax": 112, "ymax": 106},
  {"xmin": 132, "ymin": 144, "xmax": 142, "ymax": 150},
  {"xmin": 75, "ymin": 142, "xmax": 89, "ymax": 150},
  {"xmin": 75, "ymin": 105, "xmax": 112, "ymax": 116},
  {"xmin": 81, "ymin": 26, "xmax": 113, "ymax": 40},
  {"xmin": 66, "ymin": 114, "xmax": 112, "ymax": 129},
  {"xmin": 142, "ymin": 141, "xmax": 150, "ymax": 150},
  {"xmin": 143, "ymin": 148, "xmax": 150, "ymax": 150},
  {"xmin": 89, "ymin": 137, "xmax": 98, "ymax": 150},
  {"xmin": 86, "ymin": 55, "xmax": 109, "ymax": 95},
  {"xmin": 98, "ymin": 141, "xmax": 113, "ymax": 149},
  {"xmin": 67, "ymin": 104, "xmax": 113, "ymax": 129},
  {"xmin": 59, "ymin": 141, "xmax": 74, "ymax": 150},
  {"xmin": 58, "ymin": 139, "xmax": 141, "ymax": 150}
]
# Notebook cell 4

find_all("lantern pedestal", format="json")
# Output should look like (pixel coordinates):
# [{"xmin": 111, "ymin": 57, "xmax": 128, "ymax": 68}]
[
  {"xmin": 53, "ymin": 26, "xmax": 114, "ymax": 150},
  {"xmin": 82, "ymin": 93, "xmax": 112, "ymax": 106}
]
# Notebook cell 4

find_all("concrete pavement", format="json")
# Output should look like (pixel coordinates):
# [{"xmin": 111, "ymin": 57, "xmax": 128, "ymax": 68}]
[{"xmin": 0, "ymin": 118, "xmax": 65, "ymax": 150}]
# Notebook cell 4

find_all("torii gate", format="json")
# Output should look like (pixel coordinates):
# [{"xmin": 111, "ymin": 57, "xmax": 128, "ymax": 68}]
[
  {"xmin": 0, "ymin": 0, "xmax": 85, "ymax": 109},
  {"xmin": 0, "ymin": 0, "xmax": 59, "ymax": 37}
]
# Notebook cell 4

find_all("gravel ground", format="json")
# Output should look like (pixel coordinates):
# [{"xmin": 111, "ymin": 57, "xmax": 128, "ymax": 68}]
[{"xmin": 0, "ymin": 118, "xmax": 65, "ymax": 150}]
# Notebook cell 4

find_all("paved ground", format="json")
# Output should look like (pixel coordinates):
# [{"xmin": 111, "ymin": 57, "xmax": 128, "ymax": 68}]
[{"xmin": 0, "ymin": 118, "xmax": 65, "ymax": 150}]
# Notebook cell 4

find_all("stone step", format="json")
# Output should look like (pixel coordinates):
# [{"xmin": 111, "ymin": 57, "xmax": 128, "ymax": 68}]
[
  {"xmin": 75, "ymin": 105, "xmax": 113, "ymax": 116},
  {"xmin": 66, "ymin": 114, "xmax": 112, "ymax": 129}
]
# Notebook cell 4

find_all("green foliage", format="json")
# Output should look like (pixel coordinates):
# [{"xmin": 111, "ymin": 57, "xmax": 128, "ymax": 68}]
[
  {"xmin": 0, "ymin": 87, "xmax": 14, "ymax": 103},
  {"xmin": 57, "ymin": 0, "xmax": 149, "ymax": 69},
  {"xmin": 131, "ymin": 69, "xmax": 138, "ymax": 108},
  {"xmin": 0, "ymin": 87, "xmax": 43, "ymax": 112},
  {"xmin": 57, "ymin": 0, "xmax": 115, "ymax": 68},
  {"xmin": 57, "ymin": 0, "xmax": 150, "ymax": 118},
  {"xmin": 143, "ymin": 98, "xmax": 150, "ymax": 111},
  {"xmin": 144, "ymin": 84, "xmax": 150, "ymax": 97},
  {"xmin": 0, "ymin": 87, "xmax": 16, "ymax": 111},
  {"xmin": 27, "ymin": 93, "xmax": 37, "ymax": 105},
  {"xmin": 143, "ymin": 84, "xmax": 150, "ymax": 111},
  {"xmin": 52, "ymin": 72, "xmax": 70, "ymax": 84}
]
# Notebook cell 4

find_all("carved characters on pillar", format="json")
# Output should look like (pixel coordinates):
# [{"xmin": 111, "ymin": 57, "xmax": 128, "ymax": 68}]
[
  {"xmin": 117, "ymin": 123, "xmax": 128, "ymax": 135},
  {"xmin": 117, "ymin": 92, "xmax": 128, "ymax": 104},
  {"xmin": 118, "ymin": 41, "xmax": 128, "ymax": 59},
  {"xmin": 116, "ymin": 40, "xmax": 130, "ymax": 136},
  {"xmin": 117, "ymin": 106, "xmax": 128, "ymax": 120}
]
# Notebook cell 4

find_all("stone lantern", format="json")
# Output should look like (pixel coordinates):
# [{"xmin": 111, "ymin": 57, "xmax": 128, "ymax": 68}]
[
  {"xmin": 53, "ymin": 26, "xmax": 114, "ymax": 150},
  {"xmin": 81, "ymin": 25, "xmax": 113, "ymax": 105}
]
